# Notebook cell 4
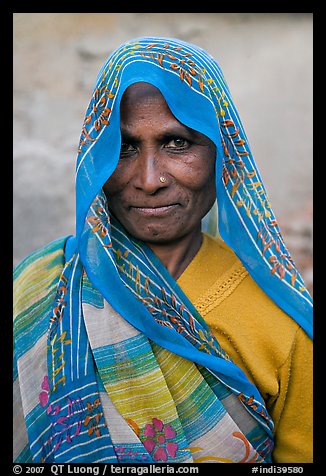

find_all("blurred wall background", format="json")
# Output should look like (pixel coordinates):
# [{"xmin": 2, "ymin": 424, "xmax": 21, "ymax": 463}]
[{"xmin": 13, "ymin": 13, "xmax": 313, "ymax": 293}]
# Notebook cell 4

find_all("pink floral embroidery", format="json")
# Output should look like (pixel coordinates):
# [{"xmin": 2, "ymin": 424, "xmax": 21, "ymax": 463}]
[
  {"xmin": 142, "ymin": 418, "xmax": 178, "ymax": 461},
  {"xmin": 38, "ymin": 375, "xmax": 61, "ymax": 416},
  {"xmin": 39, "ymin": 376, "xmax": 49, "ymax": 407}
]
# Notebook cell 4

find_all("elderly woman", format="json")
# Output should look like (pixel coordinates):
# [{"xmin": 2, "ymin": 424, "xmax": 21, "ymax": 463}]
[{"xmin": 13, "ymin": 37, "xmax": 312, "ymax": 464}]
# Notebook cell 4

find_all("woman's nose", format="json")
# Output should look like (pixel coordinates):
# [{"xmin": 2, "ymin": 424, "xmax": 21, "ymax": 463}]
[{"xmin": 133, "ymin": 148, "xmax": 167, "ymax": 194}]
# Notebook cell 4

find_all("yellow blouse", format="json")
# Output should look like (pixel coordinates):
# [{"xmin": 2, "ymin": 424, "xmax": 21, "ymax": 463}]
[{"xmin": 177, "ymin": 233, "xmax": 313, "ymax": 463}]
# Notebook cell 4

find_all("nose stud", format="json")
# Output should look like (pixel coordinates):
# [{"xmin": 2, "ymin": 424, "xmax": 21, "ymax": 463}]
[{"xmin": 159, "ymin": 176, "xmax": 166, "ymax": 183}]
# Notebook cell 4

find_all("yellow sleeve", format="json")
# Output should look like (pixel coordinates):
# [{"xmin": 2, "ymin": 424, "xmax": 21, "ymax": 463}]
[{"xmin": 268, "ymin": 327, "xmax": 313, "ymax": 463}]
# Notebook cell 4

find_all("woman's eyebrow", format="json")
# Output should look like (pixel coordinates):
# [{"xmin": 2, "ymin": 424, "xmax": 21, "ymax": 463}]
[
  {"xmin": 120, "ymin": 129, "xmax": 139, "ymax": 143},
  {"xmin": 120, "ymin": 123, "xmax": 195, "ymax": 142}
]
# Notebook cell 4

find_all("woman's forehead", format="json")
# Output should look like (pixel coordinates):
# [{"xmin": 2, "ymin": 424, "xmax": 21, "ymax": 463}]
[
  {"xmin": 120, "ymin": 81, "xmax": 172, "ymax": 123},
  {"xmin": 122, "ymin": 81, "xmax": 163, "ymax": 102}
]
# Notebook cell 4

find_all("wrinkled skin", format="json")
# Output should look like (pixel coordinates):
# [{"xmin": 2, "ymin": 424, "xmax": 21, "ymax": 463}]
[{"xmin": 103, "ymin": 82, "xmax": 216, "ymax": 278}]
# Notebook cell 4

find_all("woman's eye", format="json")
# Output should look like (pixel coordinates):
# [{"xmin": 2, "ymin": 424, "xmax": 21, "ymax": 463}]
[
  {"xmin": 120, "ymin": 142, "xmax": 136, "ymax": 156},
  {"xmin": 165, "ymin": 138, "xmax": 189, "ymax": 149}
]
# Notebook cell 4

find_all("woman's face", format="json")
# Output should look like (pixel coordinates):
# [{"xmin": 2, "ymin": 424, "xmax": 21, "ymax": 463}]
[{"xmin": 103, "ymin": 82, "xmax": 216, "ymax": 245}]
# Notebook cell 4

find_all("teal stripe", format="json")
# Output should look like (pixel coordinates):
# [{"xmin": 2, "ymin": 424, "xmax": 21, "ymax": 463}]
[
  {"xmin": 13, "ymin": 237, "xmax": 67, "ymax": 359},
  {"xmin": 14, "ymin": 444, "xmax": 33, "ymax": 463},
  {"xmin": 14, "ymin": 280, "xmax": 57, "ymax": 333},
  {"xmin": 82, "ymin": 275, "xmax": 104, "ymax": 308},
  {"xmin": 176, "ymin": 379, "xmax": 226, "ymax": 443},
  {"xmin": 14, "ymin": 302, "xmax": 52, "ymax": 360},
  {"xmin": 198, "ymin": 365, "xmax": 233, "ymax": 400},
  {"xmin": 93, "ymin": 334, "xmax": 159, "ymax": 383}
]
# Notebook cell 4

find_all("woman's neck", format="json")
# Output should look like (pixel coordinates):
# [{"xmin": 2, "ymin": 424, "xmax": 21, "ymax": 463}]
[{"xmin": 146, "ymin": 226, "xmax": 203, "ymax": 280}]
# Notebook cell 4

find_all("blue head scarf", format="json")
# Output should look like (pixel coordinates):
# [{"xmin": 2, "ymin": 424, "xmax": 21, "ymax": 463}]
[{"xmin": 68, "ymin": 36, "xmax": 312, "ymax": 338}]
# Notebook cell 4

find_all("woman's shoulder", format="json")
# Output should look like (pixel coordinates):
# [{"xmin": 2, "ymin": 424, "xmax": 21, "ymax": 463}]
[
  {"xmin": 13, "ymin": 236, "xmax": 69, "ymax": 320},
  {"xmin": 190, "ymin": 234, "xmax": 309, "ymax": 378},
  {"xmin": 181, "ymin": 232, "xmax": 303, "ymax": 345},
  {"xmin": 14, "ymin": 236, "xmax": 68, "ymax": 275}
]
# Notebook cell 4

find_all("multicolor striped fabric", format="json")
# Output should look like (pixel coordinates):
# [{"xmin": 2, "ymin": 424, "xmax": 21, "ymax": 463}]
[
  {"xmin": 14, "ymin": 233, "xmax": 274, "ymax": 463},
  {"xmin": 14, "ymin": 37, "xmax": 312, "ymax": 463}
]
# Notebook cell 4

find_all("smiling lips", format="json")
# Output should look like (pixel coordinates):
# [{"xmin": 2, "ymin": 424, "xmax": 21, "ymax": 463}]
[{"xmin": 130, "ymin": 204, "xmax": 180, "ymax": 216}]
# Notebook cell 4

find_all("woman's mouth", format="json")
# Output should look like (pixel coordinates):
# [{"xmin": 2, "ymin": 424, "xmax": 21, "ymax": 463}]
[{"xmin": 130, "ymin": 204, "xmax": 180, "ymax": 216}]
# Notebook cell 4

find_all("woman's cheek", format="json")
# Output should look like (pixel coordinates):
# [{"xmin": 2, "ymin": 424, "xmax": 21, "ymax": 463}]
[
  {"xmin": 172, "ymin": 158, "xmax": 215, "ymax": 191},
  {"xmin": 103, "ymin": 165, "xmax": 130, "ymax": 196}
]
